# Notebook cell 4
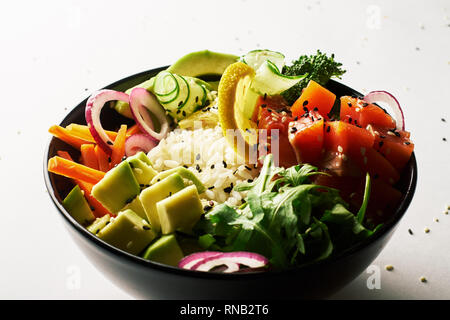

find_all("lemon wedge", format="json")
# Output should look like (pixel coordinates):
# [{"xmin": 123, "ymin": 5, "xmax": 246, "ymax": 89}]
[{"xmin": 218, "ymin": 62, "xmax": 259, "ymax": 163}]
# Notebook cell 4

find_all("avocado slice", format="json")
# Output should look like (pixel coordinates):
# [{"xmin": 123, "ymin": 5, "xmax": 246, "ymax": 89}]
[
  {"xmin": 114, "ymin": 78, "xmax": 155, "ymax": 118},
  {"xmin": 157, "ymin": 185, "xmax": 203, "ymax": 235},
  {"xmin": 92, "ymin": 161, "xmax": 140, "ymax": 214},
  {"xmin": 141, "ymin": 234, "xmax": 184, "ymax": 267},
  {"xmin": 167, "ymin": 50, "xmax": 238, "ymax": 79},
  {"xmin": 62, "ymin": 185, "xmax": 95, "ymax": 226},
  {"xmin": 97, "ymin": 209, "xmax": 156, "ymax": 255},
  {"xmin": 87, "ymin": 214, "xmax": 111, "ymax": 235},
  {"xmin": 151, "ymin": 166, "xmax": 205, "ymax": 194},
  {"xmin": 126, "ymin": 152, "xmax": 158, "ymax": 185},
  {"xmin": 139, "ymin": 173, "xmax": 185, "ymax": 233},
  {"xmin": 122, "ymin": 196, "xmax": 148, "ymax": 221}
]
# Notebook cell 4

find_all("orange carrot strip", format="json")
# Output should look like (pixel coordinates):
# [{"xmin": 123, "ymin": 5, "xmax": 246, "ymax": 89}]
[
  {"xmin": 49, "ymin": 125, "xmax": 94, "ymax": 150},
  {"xmin": 57, "ymin": 151, "xmax": 111, "ymax": 217},
  {"xmin": 110, "ymin": 124, "xmax": 127, "ymax": 168},
  {"xmin": 65, "ymin": 124, "xmax": 119, "ymax": 141},
  {"xmin": 48, "ymin": 156, "xmax": 105, "ymax": 185},
  {"xmin": 80, "ymin": 144, "xmax": 99, "ymax": 170},
  {"xmin": 126, "ymin": 124, "xmax": 140, "ymax": 136},
  {"xmin": 94, "ymin": 145, "xmax": 111, "ymax": 172}
]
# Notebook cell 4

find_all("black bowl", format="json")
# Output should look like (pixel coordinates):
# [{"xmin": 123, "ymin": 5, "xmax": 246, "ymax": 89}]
[{"xmin": 43, "ymin": 67, "xmax": 417, "ymax": 299}]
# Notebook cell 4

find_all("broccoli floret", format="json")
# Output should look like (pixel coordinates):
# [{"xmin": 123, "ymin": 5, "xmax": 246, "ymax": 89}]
[{"xmin": 281, "ymin": 50, "xmax": 346, "ymax": 105}]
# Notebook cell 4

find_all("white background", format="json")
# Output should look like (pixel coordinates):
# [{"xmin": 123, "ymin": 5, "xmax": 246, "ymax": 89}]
[{"xmin": 0, "ymin": 0, "xmax": 449, "ymax": 299}]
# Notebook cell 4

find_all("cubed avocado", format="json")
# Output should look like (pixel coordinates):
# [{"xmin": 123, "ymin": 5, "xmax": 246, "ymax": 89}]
[
  {"xmin": 91, "ymin": 161, "xmax": 140, "ymax": 214},
  {"xmin": 141, "ymin": 234, "xmax": 184, "ymax": 267},
  {"xmin": 126, "ymin": 152, "xmax": 158, "ymax": 185},
  {"xmin": 139, "ymin": 173, "xmax": 185, "ymax": 233},
  {"xmin": 62, "ymin": 185, "xmax": 95, "ymax": 226},
  {"xmin": 157, "ymin": 185, "xmax": 203, "ymax": 235},
  {"xmin": 151, "ymin": 166, "xmax": 205, "ymax": 194},
  {"xmin": 87, "ymin": 214, "xmax": 111, "ymax": 235},
  {"xmin": 127, "ymin": 151, "xmax": 153, "ymax": 166},
  {"xmin": 97, "ymin": 209, "xmax": 156, "ymax": 255},
  {"xmin": 122, "ymin": 196, "xmax": 147, "ymax": 221}
]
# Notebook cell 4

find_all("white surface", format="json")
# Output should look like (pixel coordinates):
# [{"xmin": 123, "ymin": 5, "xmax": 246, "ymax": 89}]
[{"xmin": 0, "ymin": 0, "xmax": 449, "ymax": 300}]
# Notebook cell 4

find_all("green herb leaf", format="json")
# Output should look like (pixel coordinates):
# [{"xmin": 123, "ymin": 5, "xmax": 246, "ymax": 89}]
[{"xmin": 281, "ymin": 50, "xmax": 346, "ymax": 105}]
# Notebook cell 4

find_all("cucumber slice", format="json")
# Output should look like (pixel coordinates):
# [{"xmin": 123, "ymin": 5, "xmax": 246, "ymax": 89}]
[
  {"xmin": 251, "ymin": 60, "xmax": 308, "ymax": 96},
  {"xmin": 150, "ymin": 70, "xmax": 213, "ymax": 121},
  {"xmin": 154, "ymin": 72, "xmax": 180, "ymax": 104},
  {"xmin": 153, "ymin": 72, "xmax": 178, "ymax": 97},
  {"xmin": 241, "ymin": 49, "xmax": 286, "ymax": 72}
]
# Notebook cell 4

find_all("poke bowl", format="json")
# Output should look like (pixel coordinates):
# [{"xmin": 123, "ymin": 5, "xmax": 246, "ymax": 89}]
[{"xmin": 44, "ymin": 50, "xmax": 417, "ymax": 299}]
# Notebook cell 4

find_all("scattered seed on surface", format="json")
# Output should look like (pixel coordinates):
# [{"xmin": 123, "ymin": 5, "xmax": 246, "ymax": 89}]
[
  {"xmin": 420, "ymin": 276, "xmax": 427, "ymax": 283},
  {"xmin": 435, "ymin": 218, "xmax": 439, "ymax": 222},
  {"xmin": 408, "ymin": 228, "xmax": 413, "ymax": 235},
  {"xmin": 424, "ymin": 227, "xmax": 430, "ymax": 233},
  {"xmin": 385, "ymin": 265, "xmax": 394, "ymax": 271}
]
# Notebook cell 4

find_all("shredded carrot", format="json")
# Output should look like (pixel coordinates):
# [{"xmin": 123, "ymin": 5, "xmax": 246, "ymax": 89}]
[
  {"xmin": 49, "ymin": 125, "xmax": 94, "ymax": 150},
  {"xmin": 66, "ymin": 124, "xmax": 119, "ymax": 141},
  {"xmin": 48, "ymin": 156, "xmax": 105, "ymax": 185},
  {"xmin": 110, "ymin": 124, "xmax": 127, "ymax": 168},
  {"xmin": 57, "ymin": 151, "xmax": 111, "ymax": 217},
  {"xmin": 126, "ymin": 124, "xmax": 140, "ymax": 136},
  {"xmin": 80, "ymin": 144, "xmax": 99, "ymax": 170},
  {"xmin": 94, "ymin": 145, "xmax": 111, "ymax": 172}
]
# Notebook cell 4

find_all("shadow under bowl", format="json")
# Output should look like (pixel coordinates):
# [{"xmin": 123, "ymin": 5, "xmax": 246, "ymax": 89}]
[{"xmin": 43, "ymin": 67, "xmax": 417, "ymax": 300}]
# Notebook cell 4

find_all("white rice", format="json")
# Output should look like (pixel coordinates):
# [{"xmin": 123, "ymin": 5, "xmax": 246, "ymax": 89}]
[{"xmin": 147, "ymin": 125, "xmax": 259, "ymax": 206}]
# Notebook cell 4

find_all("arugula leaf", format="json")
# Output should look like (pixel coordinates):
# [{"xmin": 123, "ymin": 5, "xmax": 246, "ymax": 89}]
[
  {"xmin": 357, "ymin": 173, "xmax": 371, "ymax": 223},
  {"xmin": 194, "ymin": 154, "xmax": 379, "ymax": 270}
]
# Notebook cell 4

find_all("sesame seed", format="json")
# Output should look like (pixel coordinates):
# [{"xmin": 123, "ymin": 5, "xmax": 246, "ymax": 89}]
[
  {"xmin": 420, "ymin": 276, "xmax": 427, "ymax": 283},
  {"xmin": 222, "ymin": 160, "xmax": 227, "ymax": 168},
  {"xmin": 424, "ymin": 227, "xmax": 430, "ymax": 233},
  {"xmin": 408, "ymin": 228, "xmax": 413, "ymax": 235},
  {"xmin": 385, "ymin": 265, "xmax": 394, "ymax": 271},
  {"xmin": 210, "ymin": 164, "xmax": 215, "ymax": 169},
  {"xmin": 196, "ymin": 153, "xmax": 201, "ymax": 160},
  {"xmin": 107, "ymin": 141, "xmax": 113, "ymax": 146},
  {"xmin": 337, "ymin": 145, "xmax": 343, "ymax": 153},
  {"xmin": 347, "ymin": 102, "xmax": 352, "ymax": 107},
  {"xmin": 303, "ymin": 100, "xmax": 308, "ymax": 107}
]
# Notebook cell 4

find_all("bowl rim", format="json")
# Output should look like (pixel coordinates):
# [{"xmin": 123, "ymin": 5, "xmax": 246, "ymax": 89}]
[{"xmin": 43, "ymin": 66, "xmax": 418, "ymax": 280}]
